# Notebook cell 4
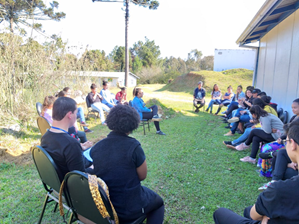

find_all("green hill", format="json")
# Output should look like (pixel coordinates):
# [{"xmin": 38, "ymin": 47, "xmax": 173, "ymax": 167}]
[{"xmin": 160, "ymin": 69, "xmax": 253, "ymax": 94}]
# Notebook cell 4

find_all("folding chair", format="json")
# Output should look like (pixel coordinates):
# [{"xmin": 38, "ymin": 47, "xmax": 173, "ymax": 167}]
[
  {"xmin": 129, "ymin": 101, "xmax": 150, "ymax": 135},
  {"xmin": 86, "ymin": 96, "xmax": 100, "ymax": 122},
  {"xmin": 37, "ymin": 116, "xmax": 51, "ymax": 137},
  {"xmin": 63, "ymin": 171, "xmax": 146, "ymax": 224},
  {"xmin": 192, "ymin": 99, "xmax": 206, "ymax": 112},
  {"xmin": 31, "ymin": 146, "xmax": 71, "ymax": 224},
  {"xmin": 36, "ymin": 102, "xmax": 42, "ymax": 116}
]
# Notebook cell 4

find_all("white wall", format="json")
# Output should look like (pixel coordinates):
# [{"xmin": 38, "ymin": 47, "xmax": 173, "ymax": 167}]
[
  {"xmin": 256, "ymin": 9, "xmax": 299, "ymax": 118},
  {"xmin": 214, "ymin": 49, "xmax": 256, "ymax": 71}
]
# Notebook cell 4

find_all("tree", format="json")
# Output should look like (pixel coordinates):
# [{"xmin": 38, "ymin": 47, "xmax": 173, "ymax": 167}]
[
  {"xmin": 201, "ymin": 56, "xmax": 214, "ymax": 71},
  {"xmin": 131, "ymin": 37, "xmax": 161, "ymax": 67},
  {"xmin": 0, "ymin": 0, "xmax": 65, "ymax": 34}
]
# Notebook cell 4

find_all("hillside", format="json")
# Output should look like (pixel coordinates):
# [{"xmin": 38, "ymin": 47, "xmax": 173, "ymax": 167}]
[{"xmin": 160, "ymin": 69, "xmax": 253, "ymax": 94}]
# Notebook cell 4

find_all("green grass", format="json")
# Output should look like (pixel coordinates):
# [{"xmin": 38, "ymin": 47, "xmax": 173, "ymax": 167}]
[{"xmin": 1, "ymin": 81, "xmax": 268, "ymax": 223}]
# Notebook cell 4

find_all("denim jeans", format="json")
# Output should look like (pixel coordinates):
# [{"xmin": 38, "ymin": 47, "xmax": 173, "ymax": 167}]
[
  {"xmin": 207, "ymin": 99, "xmax": 217, "ymax": 111},
  {"xmin": 230, "ymin": 114, "xmax": 250, "ymax": 134},
  {"xmin": 91, "ymin": 102, "xmax": 110, "ymax": 123},
  {"xmin": 77, "ymin": 107, "xmax": 87, "ymax": 130},
  {"xmin": 232, "ymin": 127, "xmax": 261, "ymax": 145},
  {"xmin": 103, "ymin": 102, "xmax": 114, "ymax": 108}
]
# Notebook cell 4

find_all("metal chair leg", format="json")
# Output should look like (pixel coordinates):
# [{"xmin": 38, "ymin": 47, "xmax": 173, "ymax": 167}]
[
  {"xmin": 53, "ymin": 202, "xmax": 58, "ymax": 213},
  {"xmin": 143, "ymin": 121, "xmax": 146, "ymax": 135},
  {"xmin": 38, "ymin": 194, "xmax": 50, "ymax": 224},
  {"xmin": 147, "ymin": 121, "xmax": 150, "ymax": 132}
]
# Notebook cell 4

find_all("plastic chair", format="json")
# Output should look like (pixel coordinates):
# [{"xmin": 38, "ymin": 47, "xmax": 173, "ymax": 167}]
[
  {"xmin": 31, "ymin": 146, "xmax": 71, "ymax": 224},
  {"xmin": 86, "ymin": 96, "xmax": 100, "ymax": 122},
  {"xmin": 36, "ymin": 102, "xmax": 42, "ymax": 116},
  {"xmin": 129, "ymin": 100, "xmax": 150, "ymax": 135},
  {"xmin": 280, "ymin": 111, "xmax": 288, "ymax": 124},
  {"xmin": 277, "ymin": 108, "xmax": 283, "ymax": 118},
  {"xmin": 37, "ymin": 116, "xmax": 51, "ymax": 137},
  {"xmin": 63, "ymin": 171, "xmax": 146, "ymax": 224}
]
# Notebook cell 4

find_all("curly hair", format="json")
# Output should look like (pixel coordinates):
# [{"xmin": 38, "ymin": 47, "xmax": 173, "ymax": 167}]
[{"xmin": 106, "ymin": 104, "xmax": 140, "ymax": 133}]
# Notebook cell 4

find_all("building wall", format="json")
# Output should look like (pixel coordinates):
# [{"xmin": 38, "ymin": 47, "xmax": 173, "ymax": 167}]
[
  {"xmin": 256, "ymin": 9, "xmax": 299, "ymax": 117},
  {"xmin": 213, "ymin": 49, "xmax": 256, "ymax": 71}
]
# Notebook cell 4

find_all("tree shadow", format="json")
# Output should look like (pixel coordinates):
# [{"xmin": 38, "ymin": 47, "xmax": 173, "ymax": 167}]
[{"xmin": 1, "ymin": 127, "xmax": 41, "ymax": 140}]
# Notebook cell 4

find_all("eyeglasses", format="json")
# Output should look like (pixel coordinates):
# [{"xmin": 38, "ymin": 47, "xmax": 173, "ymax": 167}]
[{"xmin": 282, "ymin": 139, "xmax": 292, "ymax": 145}]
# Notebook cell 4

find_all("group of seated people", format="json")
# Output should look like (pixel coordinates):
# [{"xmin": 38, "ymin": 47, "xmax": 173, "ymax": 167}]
[
  {"xmin": 38, "ymin": 82, "xmax": 167, "ymax": 223},
  {"xmin": 193, "ymin": 83, "xmax": 299, "ymax": 223}
]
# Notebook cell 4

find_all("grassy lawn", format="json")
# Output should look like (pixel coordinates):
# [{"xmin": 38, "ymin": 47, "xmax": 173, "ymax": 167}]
[{"xmin": 0, "ymin": 82, "xmax": 268, "ymax": 224}]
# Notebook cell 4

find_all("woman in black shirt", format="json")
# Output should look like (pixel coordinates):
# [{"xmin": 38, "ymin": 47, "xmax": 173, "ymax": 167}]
[{"xmin": 90, "ymin": 104, "xmax": 164, "ymax": 224}]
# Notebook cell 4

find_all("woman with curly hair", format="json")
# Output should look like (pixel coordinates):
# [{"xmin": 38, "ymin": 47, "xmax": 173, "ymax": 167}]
[
  {"xmin": 132, "ymin": 87, "xmax": 166, "ymax": 135},
  {"xmin": 90, "ymin": 104, "xmax": 164, "ymax": 224}
]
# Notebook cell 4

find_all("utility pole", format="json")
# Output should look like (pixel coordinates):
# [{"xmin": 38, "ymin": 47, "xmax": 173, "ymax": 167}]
[{"xmin": 125, "ymin": 0, "xmax": 129, "ymax": 87}]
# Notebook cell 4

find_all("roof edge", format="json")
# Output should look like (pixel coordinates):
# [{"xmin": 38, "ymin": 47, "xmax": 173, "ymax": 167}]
[{"xmin": 236, "ymin": 0, "xmax": 280, "ymax": 45}]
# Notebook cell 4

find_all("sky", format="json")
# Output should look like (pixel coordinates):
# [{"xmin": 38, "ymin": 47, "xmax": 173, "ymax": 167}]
[{"xmin": 2, "ymin": 0, "xmax": 266, "ymax": 59}]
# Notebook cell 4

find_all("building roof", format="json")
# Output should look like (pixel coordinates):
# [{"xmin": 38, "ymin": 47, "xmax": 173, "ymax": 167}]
[
  {"xmin": 70, "ymin": 71, "xmax": 140, "ymax": 79},
  {"xmin": 236, "ymin": 0, "xmax": 299, "ymax": 45}
]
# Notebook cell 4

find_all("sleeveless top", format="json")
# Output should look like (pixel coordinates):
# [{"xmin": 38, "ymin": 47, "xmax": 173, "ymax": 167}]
[{"xmin": 90, "ymin": 131, "xmax": 156, "ymax": 220}]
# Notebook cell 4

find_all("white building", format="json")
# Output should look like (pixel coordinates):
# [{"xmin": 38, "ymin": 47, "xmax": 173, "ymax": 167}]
[
  {"xmin": 237, "ymin": 0, "xmax": 299, "ymax": 117},
  {"xmin": 213, "ymin": 49, "xmax": 256, "ymax": 72},
  {"xmin": 71, "ymin": 71, "xmax": 139, "ymax": 87}
]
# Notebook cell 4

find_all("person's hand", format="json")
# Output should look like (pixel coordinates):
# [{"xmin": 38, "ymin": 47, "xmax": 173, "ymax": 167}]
[
  {"xmin": 251, "ymin": 125, "xmax": 256, "ymax": 129},
  {"xmin": 272, "ymin": 128, "xmax": 277, "ymax": 133},
  {"xmin": 277, "ymin": 138, "xmax": 282, "ymax": 144},
  {"xmin": 150, "ymin": 109, "xmax": 153, "ymax": 112},
  {"xmin": 261, "ymin": 216, "xmax": 269, "ymax": 224},
  {"xmin": 288, "ymin": 162, "xmax": 298, "ymax": 170},
  {"xmin": 81, "ymin": 141, "xmax": 93, "ymax": 150}
]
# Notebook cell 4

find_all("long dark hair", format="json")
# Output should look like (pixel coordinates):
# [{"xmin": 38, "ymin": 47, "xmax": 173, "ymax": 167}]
[
  {"xmin": 212, "ymin": 84, "xmax": 220, "ymax": 95},
  {"xmin": 245, "ymin": 89, "xmax": 252, "ymax": 100},
  {"xmin": 250, "ymin": 105, "xmax": 268, "ymax": 120},
  {"xmin": 253, "ymin": 98, "xmax": 267, "ymax": 109},
  {"xmin": 236, "ymin": 85, "xmax": 242, "ymax": 99}
]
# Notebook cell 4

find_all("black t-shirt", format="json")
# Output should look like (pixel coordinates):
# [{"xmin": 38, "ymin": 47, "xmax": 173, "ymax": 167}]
[
  {"xmin": 255, "ymin": 175, "xmax": 299, "ymax": 223},
  {"xmin": 87, "ymin": 92, "xmax": 101, "ymax": 104},
  {"xmin": 132, "ymin": 145, "xmax": 146, "ymax": 167},
  {"xmin": 41, "ymin": 130, "xmax": 87, "ymax": 181}
]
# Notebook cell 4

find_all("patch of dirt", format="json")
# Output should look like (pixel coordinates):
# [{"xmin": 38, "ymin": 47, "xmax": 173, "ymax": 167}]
[{"xmin": 0, "ymin": 147, "xmax": 33, "ymax": 165}]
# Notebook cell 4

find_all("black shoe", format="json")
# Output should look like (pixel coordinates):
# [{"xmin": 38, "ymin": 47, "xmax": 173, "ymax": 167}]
[
  {"xmin": 84, "ymin": 128, "xmax": 93, "ymax": 133},
  {"xmin": 195, "ymin": 109, "xmax": 199, "ymax": 113},
  {"xmin": 236, "ymin": 129, "xmax": 243, "ymax": 134},
  {"xmin": 259, "ymin": 152, "xmax": 273, "ymax": 159},
  {"xmin": 205, "ymin": 109, "xmax": 209, "ymax": 112},
  {"xmin": 224, "ymin": 125, "xmax": 231, "ymax": 129},
  {"xmin": 223, "ymin": 141, "xmax": 233, "ymax": 146},
  {"xmin": 223, "ymin": 120, "xmax": 228, "ymax": 123},
  {"xmin": 156, "ymin": 130, "xmax": 166, "ymax": 135}
]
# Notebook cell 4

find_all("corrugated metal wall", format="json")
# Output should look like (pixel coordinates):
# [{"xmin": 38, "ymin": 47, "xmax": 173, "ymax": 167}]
[{"xmin": 256, "ymin": 9, "xmax": 299, "ymax": 116}]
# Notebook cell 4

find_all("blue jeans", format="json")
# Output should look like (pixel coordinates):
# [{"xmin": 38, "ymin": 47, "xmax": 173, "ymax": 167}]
[
  {"xmin": 91, "ymin": 102, "xmax": 110, "ymax": 123},
  {"xmin": 103, "ymin": 102, "xmax": 114, "ymax": 108},
  {"xmin": 77, "ymin": 107, "xmax": 87, "ymax": 130},
  {"xmin": 232, "ymin": 127, "xmax": 260, "ymax": 145},
  {"xmin": 207, "ymin": 99, "xmax": 218, "ymax": 111},
  {"xmin": 230, "ymin": 114, "xmax": 250, "ymax": 134}
]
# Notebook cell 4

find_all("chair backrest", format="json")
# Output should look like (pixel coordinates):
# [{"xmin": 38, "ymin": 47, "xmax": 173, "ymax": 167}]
[
  {"xmin": 63, "ymin": 171, "xmax": 114, "ymax": 223},
  {"xmin": 282, "ymin": 111, "xmax": 288, "ymax": 124},
  {"xmin": 31, "ymin": 145, "xmax": 62, "ymax": 193},
  {"xmin": 86, "ymin": 96, "xmax": 91, "ymax": 108},
  {"xmin": 129, "ymin": 100, "xmax": 133, "ymax": 107},
  {"xmin": 37, "ymin": 116, "xmax": 51, "ymax": 137},
  {"xmin": 36, "ymin": 102, "xmax": 42, "ymax": 116},
  {"xmin": 231, "ymin": 93, "xmax": 236, "ymax": 102},
  {"xmin": 277, "ymin": 108, "xmax": 283, "ymax": 118}
]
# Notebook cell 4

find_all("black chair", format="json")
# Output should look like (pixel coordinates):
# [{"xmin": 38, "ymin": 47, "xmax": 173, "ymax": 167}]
[
  {"xmin": 279, "ymin": 110, "xmax": 288, "ymax": 124},
  {"xmin": 31, "ymin": 146, "xmax": 71, "ymax": 224},
  {"xmin": 129, "ymin": 100, "xmax": 150, "ymax": 135},
  {"xmin": 277, "ymin": 108, "xmax": 283, "ymax": 118},
  {"xmin": 86, "ymin": 96, "xmax": 100, "ymax": 122},
  {"xmin": 63, "ymin": 171, "xmax": 146, "ymax": 224},
  {"xmin": 36, "ymin": 102, "xmax": 42, "ymax": 116},
  {"xmin": 37, "ymin": 116, "xmax": 51, "ymax": 137}
]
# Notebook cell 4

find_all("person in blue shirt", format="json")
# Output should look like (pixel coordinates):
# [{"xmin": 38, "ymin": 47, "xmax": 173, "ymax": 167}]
[
  {"xmin": 193, "ymin": 81, "xmax": 206, "ymax": 113},
  {"xmin": 132, "ymin": 87, "xmax": 166, "ymax": 135},
  {"xmin": 100, "ymin": 81, "xmax": 116, "ymax": 108},
  {"xmin": 222, "ymin": 85, "xmax": 245, "ymax": 118}
]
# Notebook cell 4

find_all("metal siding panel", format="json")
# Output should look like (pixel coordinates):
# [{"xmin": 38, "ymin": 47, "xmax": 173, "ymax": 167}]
[
  {"xmin": 263, "ymin": 26, "xmax": 278, "ymax": 96},
  {"xmin": 256, "ymin": 37, "xmax": 267, "ymax": 89},
  {"xmin": 287, "ymin": 10, "xmax": 299, "ymax": 105},
  {"xmin": 272, "ymin": 15, "xmax": 294, "ymax": 107}
]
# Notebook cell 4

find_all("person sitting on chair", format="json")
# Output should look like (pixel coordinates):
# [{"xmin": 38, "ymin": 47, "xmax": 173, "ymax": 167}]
[
  {"xmin": 41, "ymin": 97, "xmax": 93, "ymax": 181},
  {"xmin": 87, "ymin": 83, "xmax": 110, "ymax": 125},
  {"xmin": 193, "ymin": 81, "xmax": 206, "ymax": 113},
  {"xmin": 214, "ymin": 85, "xmax": 234, "ymax": 115},
  {"xmin": 132, "ymin": 87, "xmax": 166, "ymax": 135},
  {"xmin": 115, "ymin": 87, "xmax": 128, "ymax": 105},
  {"xmin": 205, "ymin": 84, "xmax": 221, "ymax": 113},
  {"xmin": 41, "ymin": 96, "xmax": 56, "ymax": 124},
  {"xmin": 91, "ymin": 104, "xmax": 164, "ymax": 224},
  {"xmin": 213, "ymin": 120, "xmax": 299, "ymax": 224},
  {"xmin": 100, "ymin": 81, "xmax": 116, "ymax": 108}
]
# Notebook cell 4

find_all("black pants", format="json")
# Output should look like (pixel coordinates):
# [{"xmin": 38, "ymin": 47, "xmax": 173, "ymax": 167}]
[
  {"xmin": 193, "ymin": 99, "xmax": 205, "ymax": 109},
  {"xmin": 142, "ymin": 105, "xmax": 160, "ymax": 131},
  {"xmin": 225, "ymin": 104, "xmax": 239, "ymax": 116},
  {"xmin": 245, "ymin": 129, "xmax": 275, "ymax": 159},
  {"xmin": 213, "ymin": 207, "xmax": 260, "ymax": 224},
  {"xmin": 144, "ymin": 192, "xmax": 164, "ymax": 224},
  {"xmin": 272, "ymin": 149, "xmax": 298, "ymax": 181}
]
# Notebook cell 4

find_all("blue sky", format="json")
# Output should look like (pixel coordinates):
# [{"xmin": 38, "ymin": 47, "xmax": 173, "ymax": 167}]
[{"xmin": 3, "ymin": 0, "xmax": 266, "ymax": 59}]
